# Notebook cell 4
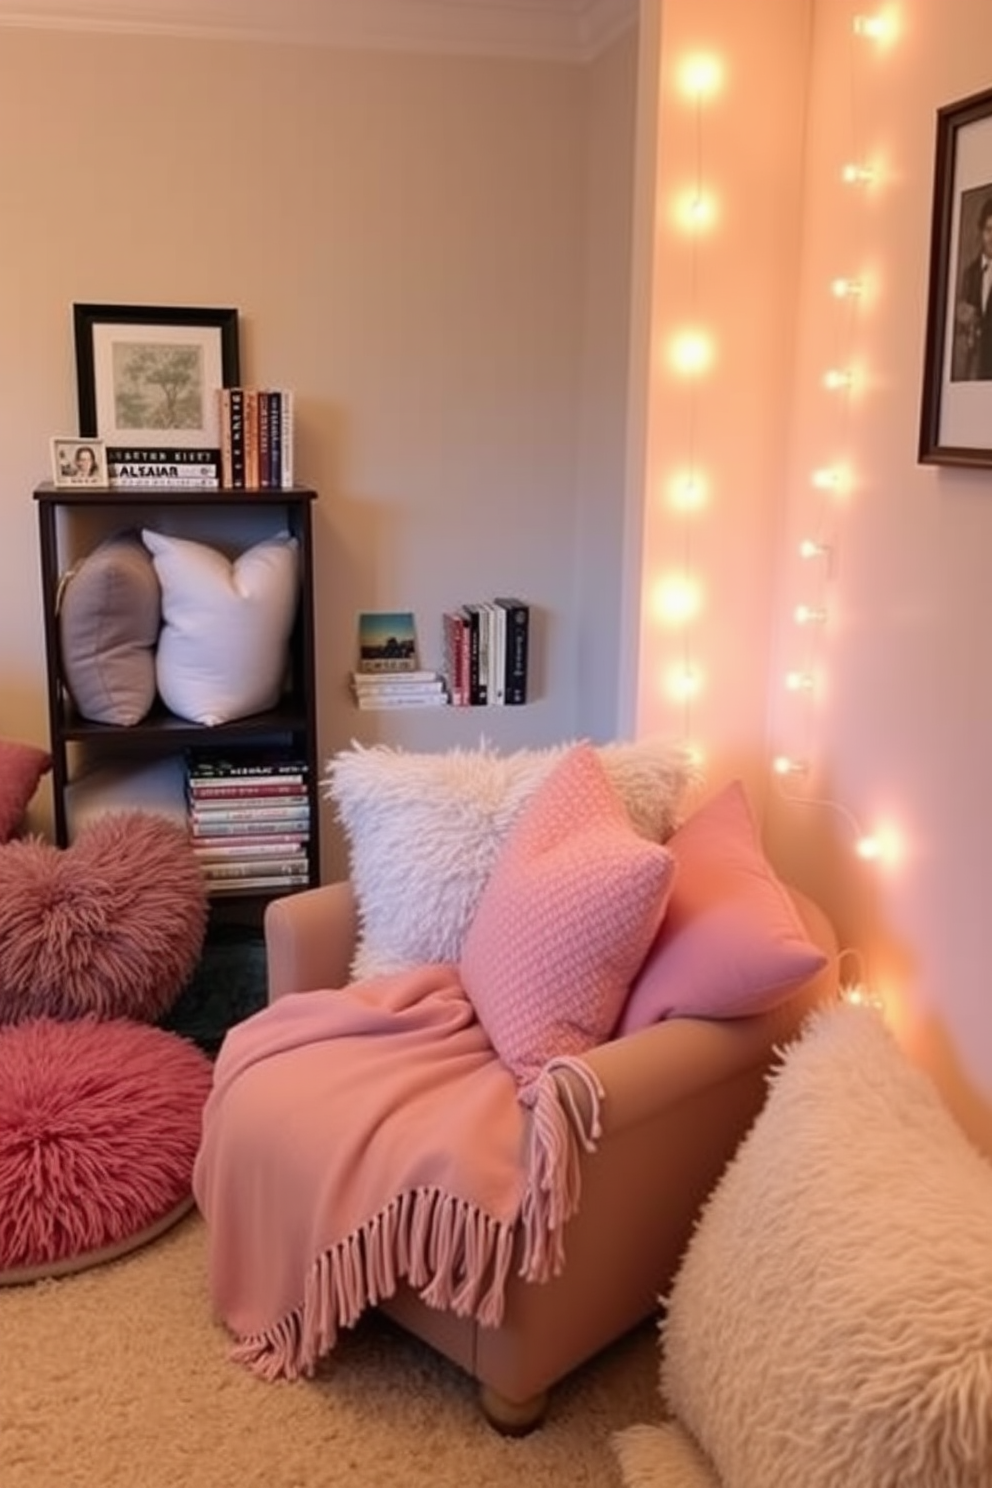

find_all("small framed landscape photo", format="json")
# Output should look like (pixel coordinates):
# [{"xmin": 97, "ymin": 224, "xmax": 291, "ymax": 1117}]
[
  {"xmin": 919, "ymin": 84, "xmax": 992, "ymax": 466},
  {"xmin": 51, "ymin": 436, "xmax": 107, "ymax": 488},
  {"xmin": 357, "ymin": 611, "xmax": 419, "ymax": 672}
]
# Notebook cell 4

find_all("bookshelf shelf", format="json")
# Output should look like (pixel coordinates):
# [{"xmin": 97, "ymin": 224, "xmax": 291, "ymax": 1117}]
[{"xmin": 33, "ymin": 483, "xmax": 321, "ymax": 903}]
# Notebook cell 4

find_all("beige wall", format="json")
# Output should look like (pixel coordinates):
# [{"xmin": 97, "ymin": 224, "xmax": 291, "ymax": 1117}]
[
  {"xmin": 630, "ymin": 0, "xmax": 992, "ymax": 1154},
  {"xmin": 0, "ymin": 26, "xmax": 636, "ymax": 874}
]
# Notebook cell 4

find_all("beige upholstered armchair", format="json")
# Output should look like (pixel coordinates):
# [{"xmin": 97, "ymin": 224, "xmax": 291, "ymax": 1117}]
[{"xmin": 264, "ymin": 878, "xmax": 838, "ymax": 1432}]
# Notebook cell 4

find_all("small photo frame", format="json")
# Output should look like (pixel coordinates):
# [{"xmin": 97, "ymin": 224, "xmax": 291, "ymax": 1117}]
[
  {"xmin": 51, "ymin": 436, "xmax": 108, "ymax": 488},
  {"xmin": 357, "ymin": 611, "xmax": 419, "ymax": 672}
]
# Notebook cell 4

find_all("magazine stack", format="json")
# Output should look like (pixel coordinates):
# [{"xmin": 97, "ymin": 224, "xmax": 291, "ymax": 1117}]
[{"xmin": 185, "ymin": 749, "xmax": 311, "ymax": 896}]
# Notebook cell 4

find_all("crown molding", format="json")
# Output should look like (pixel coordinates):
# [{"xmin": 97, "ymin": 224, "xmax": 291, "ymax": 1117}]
[{"xmin": 0, "ymin": 0, "xmax": 638, "ymax": 62}]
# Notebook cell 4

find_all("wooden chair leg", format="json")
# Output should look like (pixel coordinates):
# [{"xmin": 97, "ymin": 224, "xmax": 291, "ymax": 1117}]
[{"xmin": 478, "ymin": 1384, "xmax": 550, "ymax": 1436}]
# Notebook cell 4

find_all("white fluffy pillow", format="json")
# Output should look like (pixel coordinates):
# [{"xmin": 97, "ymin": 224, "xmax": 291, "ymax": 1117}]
[
  {"xmin": 325, "ymin": 737, "xmax": 697, "ymax": 980},
  {"xmin": 143, "ymin": 529, "xmax": 298, "ymax": 726},
  {"xmin": 660, "ymin": 1003, "xmax": 992, "ymax": 1488}
]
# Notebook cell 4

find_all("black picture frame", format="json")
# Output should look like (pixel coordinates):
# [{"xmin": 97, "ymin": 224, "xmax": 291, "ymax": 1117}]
[
  {"xmin": 73, "ymin": 303, "xmax": 240, "ymax": 451},
  {"xmin": 919, "ymin": 86, "xmax": 992, "ymax": 467}
]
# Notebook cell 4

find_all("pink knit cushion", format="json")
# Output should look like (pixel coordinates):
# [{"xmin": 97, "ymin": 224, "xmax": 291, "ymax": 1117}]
[
  {"xmin": 0, "ymin": 1017, "xmax": 213, "ymax": 1282},
  {"xmin": 0, "ymin": 738, "xmax": 51, "ymax": 842},
  {"xmin": 616, "ymin": 780, "xmax": 828, "ymax": 1035},
  {"xmin": 459, "ymin": 744, "xmax": 676, "ymax": 1091}
]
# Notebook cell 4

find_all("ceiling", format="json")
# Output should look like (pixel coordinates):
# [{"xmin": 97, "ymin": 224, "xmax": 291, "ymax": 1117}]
[{"xmin": 0, "ymin": 0, "xmax": 639, "ymax": 61}]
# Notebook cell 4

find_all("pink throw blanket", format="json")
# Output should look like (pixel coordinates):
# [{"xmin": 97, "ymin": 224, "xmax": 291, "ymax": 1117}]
[{"xmin": 192, "ymin": 965, "xmax": 603, "ymax": 1380}]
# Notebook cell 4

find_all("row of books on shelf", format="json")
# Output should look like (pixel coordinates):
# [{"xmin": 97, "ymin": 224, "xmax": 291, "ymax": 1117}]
[
  {"xmin": 103, "ymin": 387, "xmax": 296, "ymax": 492},
  {"xmin": 219, "ymin": 387, "xmax": 295, "ymax": 491},
  {"xmin": 186, "ymin": 748, "xmax": 310, "ymax": 895},
  {"xmin": 443, "ymin": 598, "xmax": 529, "ymax": 707}
]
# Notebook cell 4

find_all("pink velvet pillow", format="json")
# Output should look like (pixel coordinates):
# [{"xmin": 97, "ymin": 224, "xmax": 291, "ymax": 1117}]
[
  {"xmin": 0, "ymin": 739, "xmax": 52, "ymax": 843},
  {"xmin": 615, "ymin": 779, "xmax": 828, "ymax": 1035},
  {"xmin": 459, "ymin": 743, "xmax": 676, "ymax": 1091}
]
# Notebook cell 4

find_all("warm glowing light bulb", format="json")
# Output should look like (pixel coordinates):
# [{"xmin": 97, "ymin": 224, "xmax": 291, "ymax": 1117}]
[
  {"xmin": 853, "ymin": 14, "xmax": 885, "ymax": 38},
  {"xmin": 667, "ymin": 666, "xmax": 701, "ymax": 702},
  {"xmin": 676, "ymin": 190, "xmax": 716, "ymax": 232},
  {"xmin": 799, "ymin": 538, "xmax": 830, "ymax": 559},
  {"xmin": 812, "ymin": 466, "xmax": 842, "ymax": 491},
  {"xmin": 652, "ymin": 574, "xmax": 702, "ymax": 626},
  {"xmin": 842, "ymin": 161, "xmax": 875, "ymax": 185},
  {"xmin": 856, "ymin": 834, "xmax": 881, "ymax": 860},
  {"xmin": 841, "ymin": 981, "xmax": 886, "ymax": 1014},
  {"xmin": 823, "ymin": 368, "xmax": 854, "ymax": 390},
  {"xmin": 679, "ymin": 54, "xmax": 723, "ymax": 99},
  {"xmin": 794, "ymin": 604, "xmax": 827, "ymax": 626},
  {"xmin": 670, "ymin": 331, "xmax": 713, "ymax": 376},
  {"xmin": 669, "ymin": 472, "xmax": 708, "ymax": 511},
  {"xmin": 831, "ymin": 276, "xmax": 864, "ymax": 299},
  {"xmin": 786, "ymin": 670, "xmax": 814, "ymax": 691},
  {"xmin": 773, "ymin": 755, "xmax": 807, "ymax": 777}
]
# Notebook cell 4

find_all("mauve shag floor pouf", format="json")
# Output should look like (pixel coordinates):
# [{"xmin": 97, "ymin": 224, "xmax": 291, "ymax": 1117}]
[
  {"xmin": 0, "ymin": 1017, "xmax": 213, "ymax": 1285},
  {"xmin": 0, "ymin": 809, "xmax": 208, "ymax": 1026}
]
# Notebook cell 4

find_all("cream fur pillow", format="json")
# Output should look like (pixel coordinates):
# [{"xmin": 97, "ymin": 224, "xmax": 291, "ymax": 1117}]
[
  {"xmin": 325, "ymin": 737, "xmax": 697, "ymax": 980},
  {"xmin": 661, "ymin": 1003, "xmax": 992, "ymax": 1488}
]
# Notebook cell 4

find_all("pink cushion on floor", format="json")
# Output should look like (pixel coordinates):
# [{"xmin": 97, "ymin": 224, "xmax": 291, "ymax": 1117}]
[
  {"xmin": 0, "ymin": 810, "xmax": 208, "ymax": 1025},
  {"xmin": 459, "ymin": 743, "xmax": 676, "ymax": 1091},
  {"xmin": 0, "ymin": 1017, "xmax": 213, "ymax": 1282},
  {"xmin": 0, "ymin": 738, "xmax": 51, "ymax": 843},
  {"xmin": 616, "ymin": 779, "xmax": 828, "ymax": 1035}
]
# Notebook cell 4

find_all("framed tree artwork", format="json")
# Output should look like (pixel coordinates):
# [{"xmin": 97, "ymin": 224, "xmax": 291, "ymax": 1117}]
[
  {"xmin": 73, "ymin": 304, "xmax": 240, "ymax": 461},
  {"xmin": 919, "ymin": 85, "xmax": 992, "ymax": 467}
]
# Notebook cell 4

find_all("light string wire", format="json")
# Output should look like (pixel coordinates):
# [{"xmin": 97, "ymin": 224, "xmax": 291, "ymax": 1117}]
[{"xmin": 775, "ymin": 8, "xmax": 880, "ymax": 859}]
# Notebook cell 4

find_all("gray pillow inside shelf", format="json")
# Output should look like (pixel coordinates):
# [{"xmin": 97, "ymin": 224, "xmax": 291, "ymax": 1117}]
[{"xmin": 58, "ymin": 532, "xmax": 162, "ymax": 726}]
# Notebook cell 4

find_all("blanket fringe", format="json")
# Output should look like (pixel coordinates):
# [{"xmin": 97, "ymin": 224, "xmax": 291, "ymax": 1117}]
[
  {"xmin": 231, "ymin": 1185, "xmax": 518, "ymax": 1380},
  {"xmin": 519, "ymin": 1056, "xmax": 604, "ymax": 1282},
  {"xmin": 229, "ymin": 1055, "xmax": 604, "ymax": 1381}
]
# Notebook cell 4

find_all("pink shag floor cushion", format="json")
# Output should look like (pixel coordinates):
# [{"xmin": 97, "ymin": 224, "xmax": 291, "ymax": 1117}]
[
  {"xmin": 0, "ymin": 810, "xmax": 208, "ymax": 1025},
  {"xmin": 0, "ymin": 1017, "xmax": 213, "ymax": 1284}
]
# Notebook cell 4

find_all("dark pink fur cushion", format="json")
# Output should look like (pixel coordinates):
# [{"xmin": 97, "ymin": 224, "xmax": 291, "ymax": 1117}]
[
  {"xmin": 0, "ymin": 811, "xmax": 208, "ymax": 1024},
  {"xmin": 0, "ymin": 738, "xmax": 51, "ymax": 842},
  {"xmin": 0, "ymin": 1017, "xmax": 213, "ymax": 1278}
]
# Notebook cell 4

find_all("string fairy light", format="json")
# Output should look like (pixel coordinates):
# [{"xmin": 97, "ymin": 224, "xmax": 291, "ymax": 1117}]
[
  {"xmin": 654, "ymin": 49, "xmax": 724, "ymax": 753},
  {"xmin": 773, "ymin": 9, "xmax": 900, "ymax": 1004}
]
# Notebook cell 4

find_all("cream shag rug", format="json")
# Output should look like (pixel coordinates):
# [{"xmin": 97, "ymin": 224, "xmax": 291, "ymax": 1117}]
[{"xmin": 0, "ymin": 1212, "xmax": 659, "ymax": 1488}]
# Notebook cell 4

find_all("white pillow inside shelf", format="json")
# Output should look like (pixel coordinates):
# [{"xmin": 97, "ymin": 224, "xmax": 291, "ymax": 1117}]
[{"xmin": 143, "ymin": 529, "xmax": 299, "ymax": 726}]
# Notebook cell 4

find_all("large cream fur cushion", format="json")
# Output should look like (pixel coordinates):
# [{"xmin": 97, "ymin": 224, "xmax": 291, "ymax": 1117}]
[
  {"xmin": 325, "ymin": 738, "xmax": 697, "ymax": 980},
  {"xmin": 661, "ymin": 1003, "xmax": 992, "ymax": 1488}
]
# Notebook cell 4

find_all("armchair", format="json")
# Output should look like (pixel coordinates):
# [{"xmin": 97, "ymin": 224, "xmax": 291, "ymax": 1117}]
[{"xmin": 264, "ymin": 878, "xmax": 838, "ymax": 1432}]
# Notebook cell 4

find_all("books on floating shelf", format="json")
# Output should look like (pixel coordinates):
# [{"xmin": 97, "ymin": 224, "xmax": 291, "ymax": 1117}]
[
  {"xmin": 349, "ymin": 669, "xmax": 449, "ymax": 710},
  {"xmin": 441, "ymin": 599, "xmax": 529, "ymax": 707}
]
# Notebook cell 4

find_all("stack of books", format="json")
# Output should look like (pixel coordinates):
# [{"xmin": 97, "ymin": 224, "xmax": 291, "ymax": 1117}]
[
  {"xmin": 442, "ymin": 598, "xmax": 529, "ymax": 707},
  {"xmin": 218, "ymin": 387, "xmax": 294, "ymax": 490},
  {"xmin": 349, "ymin": 670, "xmax": 449, "ymax": 710},
  {"xmin": 106, "ymin": 447, "xmax": 221, "ymax": 490},
  {"xmin": 185, "ymin": 749, "xmax": 311, "ymax": 895}
]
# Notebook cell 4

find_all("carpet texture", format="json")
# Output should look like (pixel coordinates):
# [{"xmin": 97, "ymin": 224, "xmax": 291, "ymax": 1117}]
[{"xmin": 0, "ymin": 1214, "xmax": 659, "ymax": 1488}]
